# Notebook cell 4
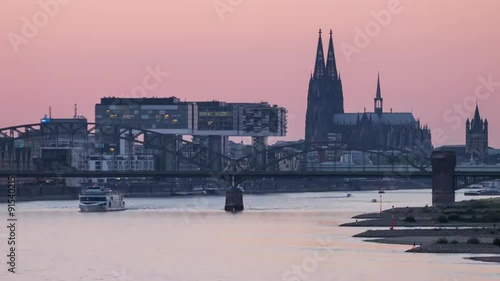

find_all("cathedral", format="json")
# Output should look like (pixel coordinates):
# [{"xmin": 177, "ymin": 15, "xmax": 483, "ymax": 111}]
[{"xmin": 305, "ymin": 29, "xmax": 432, "ymax": 152}]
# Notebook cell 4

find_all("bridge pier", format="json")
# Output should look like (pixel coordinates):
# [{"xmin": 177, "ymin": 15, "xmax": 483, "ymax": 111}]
[
  {"xmin": 147, "ymin": 134, "xmax": 179, "ymax": 172},
  {"xmin": 224, "ymin": 176, "xmax": 243, "ymax": 212},
  {"xmin": 431, "ymin": 151, "xmax": 456, "ymax": 206},
  {"xmin": 252, "ymin": 136, "xmax": 268, "ymax": 171},
  {"xmin": 207, "ymin": 136, "xmax": 226, "ymax": 172}
]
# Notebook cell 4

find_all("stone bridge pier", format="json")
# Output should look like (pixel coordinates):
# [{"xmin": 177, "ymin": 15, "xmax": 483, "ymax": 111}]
[{"xmin": 431, "ymin": 151, "xmax": 456, "ymax": 206}]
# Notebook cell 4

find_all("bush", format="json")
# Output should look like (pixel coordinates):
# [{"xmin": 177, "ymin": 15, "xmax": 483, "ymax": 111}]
[
  {"xmin": 492, "ymin": 238, "xmax": 500, "ymax": 247},
  {"xmin": 448, "ymin": 214, "xmax": 462, "ymax": 221},
  {"xmin": 423, "ymin": 205, "xmax": 431, "ymax": 213},
  {"xmin": 438, "ymin": 215, "xmax": 448, "ymax": 223},
  {"xmin": 471, "ymin": 201, "xmax": 490, "ymax": 209},
  {"xmin": 404, "ymin": 216, "xmax": 416, "ymax": 223},
  {"xmin": 481, "ymin": 212, "xmax": 500, "ymax": 223},
  {"xmin": 466, "ymin": 208, "xmax": 476, "ymax": 214},
  {"xmin": 450, "ymin": 240, "xmax": 459, "ymax": 244},
  {"xmin": 466, "ymin": 237, "xmax": 481, "ymax": 244},
  {"xmin": 436, "ymin": 237, "xmax": 449, "ymax": 244}
]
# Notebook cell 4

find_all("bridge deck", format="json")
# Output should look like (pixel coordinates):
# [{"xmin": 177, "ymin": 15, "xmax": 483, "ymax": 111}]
[{"xmin": 1, "ymin": 169, "xmax": 500, "ymax": 178}]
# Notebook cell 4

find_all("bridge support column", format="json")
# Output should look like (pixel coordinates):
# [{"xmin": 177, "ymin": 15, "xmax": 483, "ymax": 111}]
[
  {"xmin": 208, "ymin": 136, "xmax": 226, "ymax": 172},
  {"xmin": 148, "ymin": 134, "xmax": 179, "ymax": 172},
  {"xmin": 225, "ymin": 176, "xmax": 243, "ymax": 212},
  {"xmin": 252, "ymin": 136, "xmax": 267, "ymax": 171},
  {"xmin": 431, "ymin": 151, "xmax": 456, "ymax": 206}
]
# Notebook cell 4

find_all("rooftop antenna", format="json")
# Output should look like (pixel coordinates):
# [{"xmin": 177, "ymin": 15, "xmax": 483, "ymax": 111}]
[
  {"xmin": 74, "ymin": 104, "xmax": 77, "ymax": 118},
  {"xmin": 49, "ymin": 106, "xmax": 52, "ymax": 118}
]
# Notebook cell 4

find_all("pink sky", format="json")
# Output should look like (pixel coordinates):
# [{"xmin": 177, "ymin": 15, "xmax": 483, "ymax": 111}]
[{"xmin": 1, "ymin": 0, "xmax": 499, "ymax": 147}]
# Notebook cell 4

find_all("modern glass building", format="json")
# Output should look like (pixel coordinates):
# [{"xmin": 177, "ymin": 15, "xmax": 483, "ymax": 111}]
[{"xmin": 95, "ymin": 97, "xmax": 287, "ymax": 137}]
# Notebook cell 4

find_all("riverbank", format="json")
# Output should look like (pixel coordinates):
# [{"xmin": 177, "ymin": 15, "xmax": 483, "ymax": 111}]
[
  {"xmin": 343, "ymin": 197, "xmax": 500, "ymax": 264},
  {"xmin": 0, "ymin": 178, "xmax": 432, "ymax": 203},
  {"xmin": 467, "ymin": 256, "xmax": 500, "ymax": 263}
]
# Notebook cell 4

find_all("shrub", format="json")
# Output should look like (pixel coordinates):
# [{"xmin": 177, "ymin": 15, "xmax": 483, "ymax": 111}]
[
  {"xmin": 450, "ymin": 240, "xmax": 459, "ymax": 244},
  {"xmin": 448, "ymin": 214, "xmax": 461, "ymax": 221},
  {"xmin": 471, "ymin": 201, "xmax": 490, "ymax": 209},
  {"xmin": 466, "ymin": 237, "xmax": 481, "ymax": 244},
  {"xmin": 493, "ymin": 238, "xmax": 500, "ymax": 247},
  {"xmin": 481, "ymin": 212, "xmax": 500, "ymax": 223},
  {"xmin": 404, "ymin": 216, "xmax": 416, "ymax": 223},
  {"xmin": 423, "ymin": 205, "xmax": 431, "ymax": 213},
  {"xmin": 436, "ymin": 237, "xmax": 449, "ymax": 244},
  {"xmin": 438, "ymin": 215, "xmax": 448, "ymax": 223},
  {"xmin": 466, "ymin": 208, "xmax": 476, "ymax": 214}
]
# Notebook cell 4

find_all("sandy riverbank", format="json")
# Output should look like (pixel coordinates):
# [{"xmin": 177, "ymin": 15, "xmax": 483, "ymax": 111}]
[
  {"xmin": 467, "ymin": 256, "xmax": 500, "ymax": 263},
  {"xmin": 343, "ymin": 197, "xmax": 500, "ymax": 264}
]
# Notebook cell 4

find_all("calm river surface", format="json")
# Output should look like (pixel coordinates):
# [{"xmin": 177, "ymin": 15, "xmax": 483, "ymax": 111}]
[{"xmin": 0, "ymin": 189, "xmax": 498, "ymax": 280}]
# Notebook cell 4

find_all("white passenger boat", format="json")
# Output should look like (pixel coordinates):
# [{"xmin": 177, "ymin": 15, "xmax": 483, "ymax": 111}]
[
  {"xmin": 464, "ymin": 181, "xmax": 500, "ymax": 196},
  {"xmin": 79, "ymin": 186, "xmax": 126, "ymax": 212}
]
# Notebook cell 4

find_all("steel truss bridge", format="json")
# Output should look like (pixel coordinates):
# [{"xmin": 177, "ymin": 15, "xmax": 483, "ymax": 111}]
[{"xmin": 1, "ymin": 122, "xmax": 500, "ymax": 182}]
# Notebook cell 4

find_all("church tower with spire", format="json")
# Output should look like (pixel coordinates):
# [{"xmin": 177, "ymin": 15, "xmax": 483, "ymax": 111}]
[
  {"xmin": 466, "ymin": 103, "xmax": 488, "ymax": 163},
  {"xmin": 374, "ymin": 73, "xmax": 383, "ymax": 116},
  {"xmin": 305, "ymin": 29, "xmax": 344, "ymax": 142}
]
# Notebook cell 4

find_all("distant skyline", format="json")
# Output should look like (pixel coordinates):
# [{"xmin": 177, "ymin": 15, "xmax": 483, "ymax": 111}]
[{"xmin": 1, "ymin": 0, "xmax": 499, "ymax": 146}]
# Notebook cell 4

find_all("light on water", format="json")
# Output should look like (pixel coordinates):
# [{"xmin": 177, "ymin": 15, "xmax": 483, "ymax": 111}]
[{"xmin": 0, "ymin": 190, "xmax": 498, "ymax": 280}]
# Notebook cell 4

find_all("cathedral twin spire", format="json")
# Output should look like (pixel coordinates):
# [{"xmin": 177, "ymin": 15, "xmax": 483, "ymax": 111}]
[
  {"xmin": 313, "ymin": 29, "xmax": 385, "ymax": 115},
  {"xmin": 313, "ymin": 29, "xmax": 338, "ymax": 80}
]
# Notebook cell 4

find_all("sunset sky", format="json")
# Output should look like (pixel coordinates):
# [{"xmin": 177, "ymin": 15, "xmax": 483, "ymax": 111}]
[{"xmin": 1, "ymin": 0, "xmax": 499, "ymax": 146}]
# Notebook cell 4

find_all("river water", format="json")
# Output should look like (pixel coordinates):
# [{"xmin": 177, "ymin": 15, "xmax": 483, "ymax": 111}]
[{"xmin": 0, "ymin": 189, "xmax": 498, "ymax": 281}]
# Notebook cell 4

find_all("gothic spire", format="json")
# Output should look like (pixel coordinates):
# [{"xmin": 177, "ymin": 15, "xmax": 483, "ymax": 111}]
[
  {"xmin": 471, "ymin": 102, "xmax": 484, "ymax": 132},
  {"xmin": 374, "ymin": 72, "xmax": 383, "ymax": 115},
  {"xmin": 473, "ymin": 102, "xmax": 481, "ymax": 122},
  {"xmin": 326, "ymin": 29, "xmax": 338, "ymax": 79},
  {"xmin": 313, "ymin": 29, "xmax": 325, "ymax": 79},
  {"xmin": 376, "ymin": 72, "xmax": 382, "ymax": 99}
]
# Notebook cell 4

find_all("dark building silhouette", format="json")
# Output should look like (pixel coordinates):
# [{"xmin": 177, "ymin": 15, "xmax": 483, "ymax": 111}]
[
  {"xmin": 466, "ymin": 103, "xmax": 488, "ymax": 163},
  {"xmin": 305, "ymin": 29, "xmax": 344, "ymax": 143},
  {"xmin": 305, "ymin": 29, "xmax": 431, "ymax": 152}
]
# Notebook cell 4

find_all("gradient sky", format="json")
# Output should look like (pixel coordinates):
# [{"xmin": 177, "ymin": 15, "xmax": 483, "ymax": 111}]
[{"xmin": 1, "ymin": 0, "xmax": 499, "ymax": 146}]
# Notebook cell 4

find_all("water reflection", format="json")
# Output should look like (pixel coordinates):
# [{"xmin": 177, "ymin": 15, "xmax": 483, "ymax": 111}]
[{"xmin": 0, "ymin": 190, "xmax": 498, "ymax": 281}]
